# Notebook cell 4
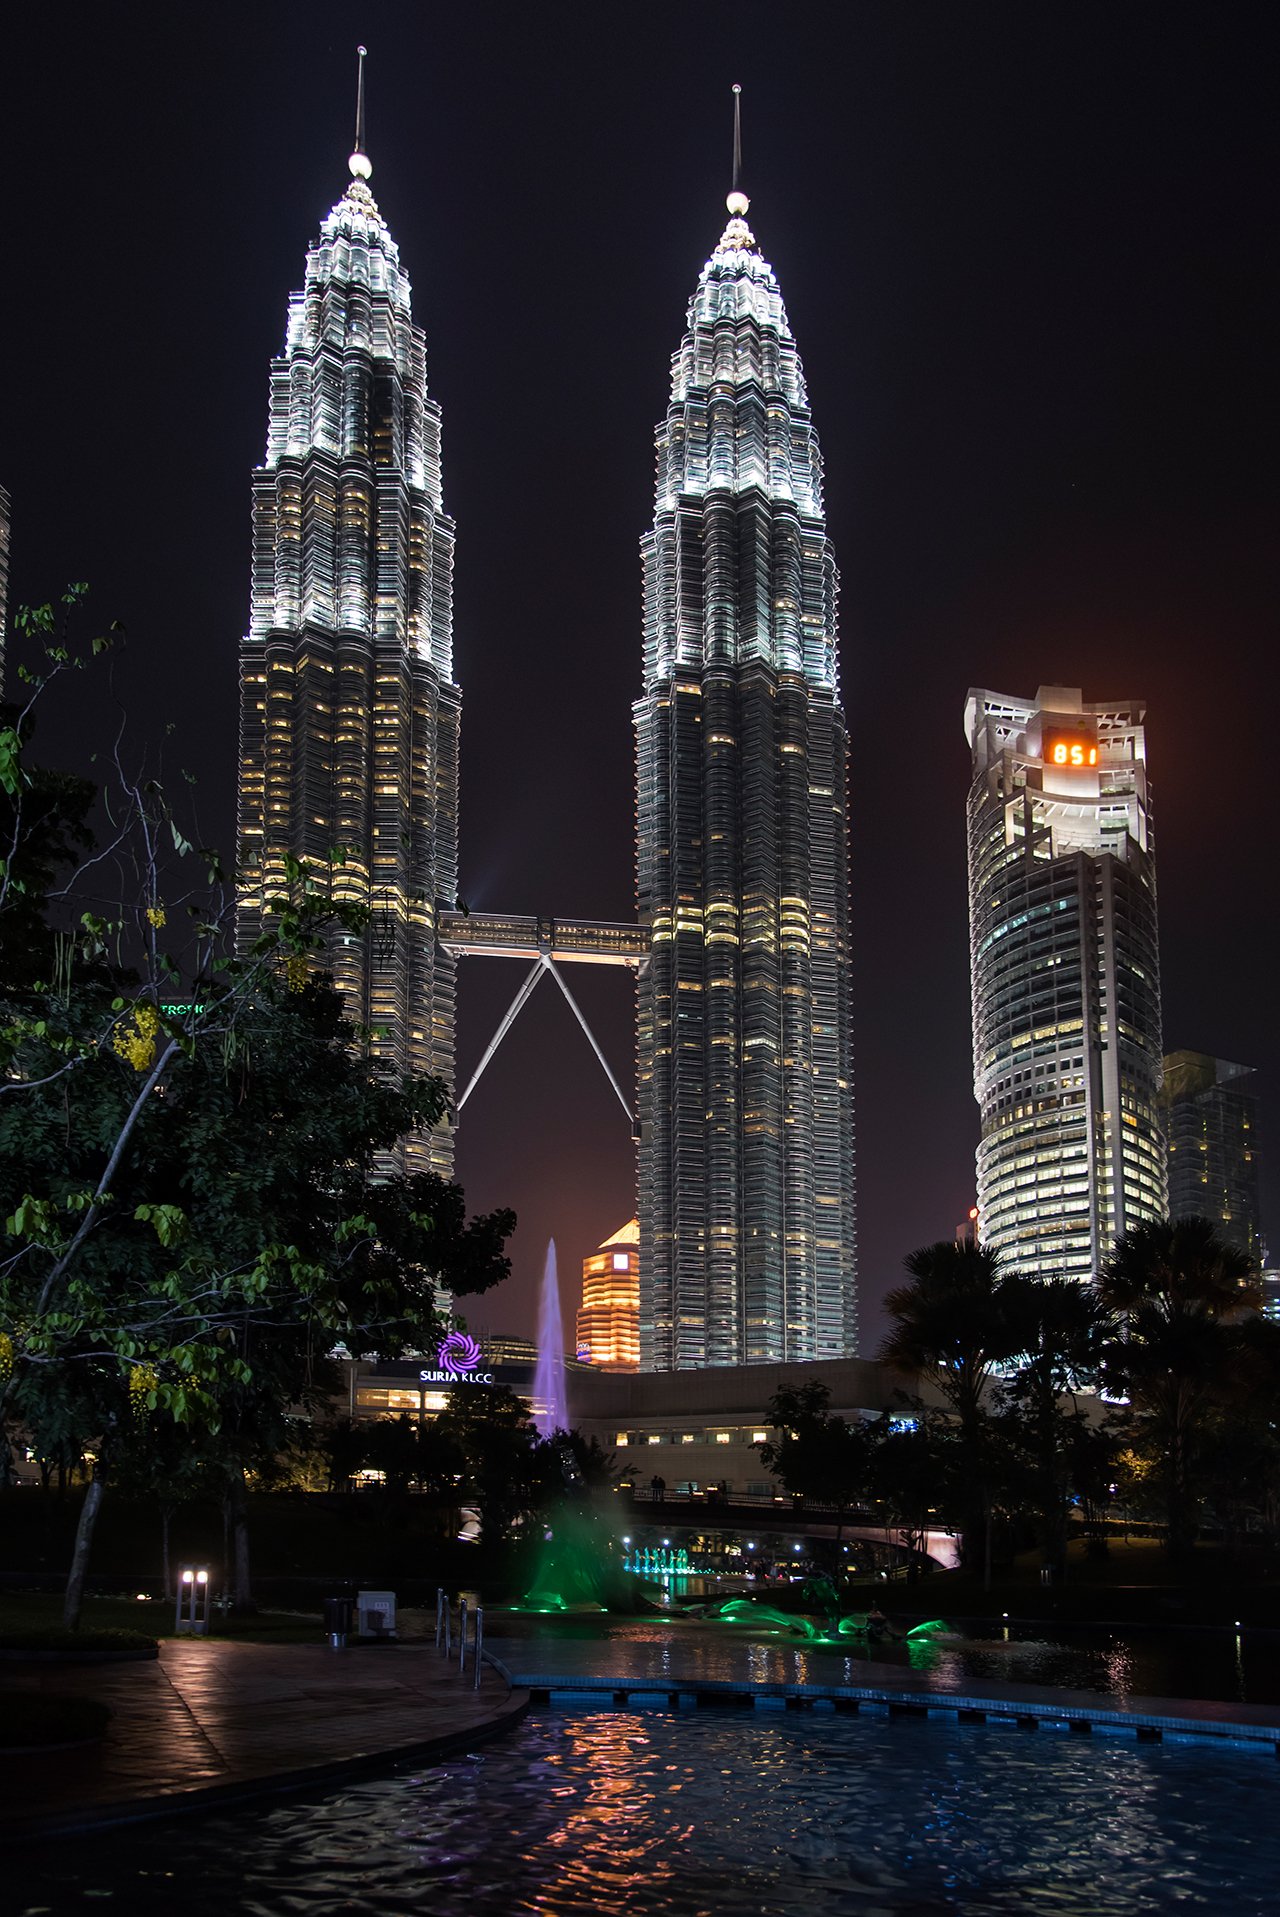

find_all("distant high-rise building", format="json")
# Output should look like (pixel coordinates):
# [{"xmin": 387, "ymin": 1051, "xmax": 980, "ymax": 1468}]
[
  {"xmin": 634, "ymin": 149, "xmax": 856, "ymax": 1369},
  {"xmin": 1162, "ymin": 1051, "xmax": 1263, "ymax": 1261},
  {"xmin": 237, "ymin": 73, "xmax": 458, "ymax": 1176},
  {"xmin": 965, "ymin": 685, "xmax": 1166, "ymax": 1277},
  {"xmin": 1260, "ymin": 1270, "xmax": 1280, "ymax": 1323},
  {"xmin": 576, "ymin": 1219, "xmax": 640, "ymax": 1371}
]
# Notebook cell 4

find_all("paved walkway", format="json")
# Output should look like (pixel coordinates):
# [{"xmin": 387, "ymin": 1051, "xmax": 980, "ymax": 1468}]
[{"xmin": 4, "ymin": 1638, "xmax": 527, "ymax": 1840}]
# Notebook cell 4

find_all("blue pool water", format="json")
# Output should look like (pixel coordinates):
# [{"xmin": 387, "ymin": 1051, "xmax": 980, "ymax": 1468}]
[{"xmin": 11, "ymin": 1707, "xmax": 1280, "ymax": 1915}]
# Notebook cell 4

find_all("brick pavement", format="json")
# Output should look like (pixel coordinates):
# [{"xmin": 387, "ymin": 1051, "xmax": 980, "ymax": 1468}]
[{"xmin": 3, "ymin": 1637, "xmax": 528, "ymax": 1840}]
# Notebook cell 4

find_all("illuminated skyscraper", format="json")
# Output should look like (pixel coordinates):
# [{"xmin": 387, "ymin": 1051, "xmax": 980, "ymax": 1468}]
[
  {"xmin": 965, "ymin": 685, "xmax": 1166, "ymax": 1277},
  {"xmin": 576, "ymin": 1219, "xmax": 641, "ymax": 1371},
  {"xmin": 237, "ymin": 62, "xmax": 458, "ymax": 1175},
  {"xmin": 635, "ymin": 127, "xmax": 856, "ymax": 1368}
]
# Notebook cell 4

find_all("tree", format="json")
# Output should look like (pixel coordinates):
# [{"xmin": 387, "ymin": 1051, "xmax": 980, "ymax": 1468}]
[
  {"xmin": 758, "ymin": 1380, "xmax": 875, "ymax": 1538},
  {"xmin": 1197, "ymin": 1317, "xmax": 1280, "ymax": 1554},
  {"xmin": 879, "ymin": 1240, "xmax": 1025, "ymax": 1576},
  {"xmin": 433, "ymin": 1386, "xmax": 545, "ymax": 1544},
  {"xmin": 994, "ymin": 1275, "xmax": 1115, "ymax": 1576},
  {"xmin": 110, "ymin": 1409, "xmax": 216, "ymax": 1597},
  {"xmin": 0, "ymin": 599, "xmax": 515, "ymax": 1621},
  {"xmin": 867, "ymin": 1412, "xmax": 950, "ymax": 1564},
  {"xmin": 1099, "ymin": 1218, "xmax": 1261, "ymax": 1558},
  {"xmin": 319, "ymin": 1416, "xmax": 370, "ymax": 1492}
]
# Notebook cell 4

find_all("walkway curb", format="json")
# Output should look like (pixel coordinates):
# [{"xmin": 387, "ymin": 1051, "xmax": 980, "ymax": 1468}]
[
  {"xmin": 4, "ymin": 1641, "xmax": 531, "ymax": 1845},
  {"xmin": 5, "ymin": 1689, "xmax": 531, "ymax": 1844}
]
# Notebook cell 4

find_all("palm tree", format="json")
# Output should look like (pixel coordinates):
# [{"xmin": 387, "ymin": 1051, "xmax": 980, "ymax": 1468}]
[{"xmin": 1099, "ymin": 1218, "xmax": 1260, "ymax": 1559}]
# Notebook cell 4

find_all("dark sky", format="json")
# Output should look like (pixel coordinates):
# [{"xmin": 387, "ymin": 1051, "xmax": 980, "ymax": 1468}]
[{"xmin": 3, "ymin": 3, "xmax": 1277, "ymax": 1348}]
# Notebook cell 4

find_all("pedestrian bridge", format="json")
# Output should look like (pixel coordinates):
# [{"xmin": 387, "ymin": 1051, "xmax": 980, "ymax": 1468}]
[
  {"xmin": 437, "ymin": 909, "xmax": 647, "ymax": 967},
  {"xmin": 612, "ymin": 1488, "xmax": 959, "ymax": 1569}
]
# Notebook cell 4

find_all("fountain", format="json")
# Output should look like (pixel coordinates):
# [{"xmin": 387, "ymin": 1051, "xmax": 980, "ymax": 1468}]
[
  {"xmin": 625, "ymin": 1542, "xmax": 693, "ymax": 1577},
  {"xmin": 516, "ymin": 1241, "xmax": 616, "ymax": 1612},
  {"xmin": 532, "ymin": 1238, "xmax": 568, "ymax": 1439},
  {"xmin": 709, "ymin": 1598, "xmax": 952, "ymax": 1649},
  {"xmin": 521, "ymin": 1504, "xmax": 610, "ymax": 1612}
]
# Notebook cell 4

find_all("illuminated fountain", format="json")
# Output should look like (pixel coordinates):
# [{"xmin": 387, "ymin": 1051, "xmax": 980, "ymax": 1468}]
[
  {"xmin": 518, "ymin": 1241, "xmax": 611, "ymax": 1611},
  {"xmin": 624, "ymin": 1543, "xmax": 692, "ymax": 1576},
  {"xmin": 522, "ymin": 1504, "xmax": 610, "ymax": 1613},
  {"xmin": 533, "ymin": 1239, "xmax": 568, "ymax": 1439},
  {"xmin": 709, "ymin": 1599, "xmax": 951, "ymax": 1649}
]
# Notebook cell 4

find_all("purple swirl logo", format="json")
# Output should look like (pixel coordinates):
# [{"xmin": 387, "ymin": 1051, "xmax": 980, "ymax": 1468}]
[{"xmin": 437, "ymin": 1332, "xmax": 482, "ymax": 1376}]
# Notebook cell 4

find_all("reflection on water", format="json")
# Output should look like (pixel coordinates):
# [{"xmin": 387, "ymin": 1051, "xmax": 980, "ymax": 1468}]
[
  {"xmin": 494, "ymin": 1612, "xmax": 1280, "ymax": 1704},
  {"xmin": 12, "ymin": 1710, "xmax": 1280, "ymax": 1916}
]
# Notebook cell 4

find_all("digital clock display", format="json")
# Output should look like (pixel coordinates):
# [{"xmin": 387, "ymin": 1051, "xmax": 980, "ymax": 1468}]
[{"xmin": 1043, "ymin": 730, "xmax": 1098, "ymax": 769}]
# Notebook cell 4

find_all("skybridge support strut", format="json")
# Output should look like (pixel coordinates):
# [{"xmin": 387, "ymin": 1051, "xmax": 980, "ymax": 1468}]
[
  {"xmin": 452, "ymin": 951, "xmax": 634, "ymax": 1127},
  {"xmin": 454, "ymin": 959, "xmax": 545, "ymax": 1115},
  {"xmin": 543, "ymin": 955, "xmax": 634, "ymax": 1127}
]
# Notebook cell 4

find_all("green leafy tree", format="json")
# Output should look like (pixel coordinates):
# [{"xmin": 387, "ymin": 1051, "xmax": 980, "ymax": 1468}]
[
  {"xmin": 0, "ymin": 598, "xmax": 515, "ymax": 1622},
  {"xmin": 433, "ymin": 1385, "xmax": 545, "ymax": 1543},
  {"xmin": 758, "ymin": 1380, "xmax": 875, "ymax": 1539}
]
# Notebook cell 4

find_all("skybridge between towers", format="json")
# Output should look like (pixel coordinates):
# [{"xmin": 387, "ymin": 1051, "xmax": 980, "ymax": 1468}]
[{"xmin": 437, "ymin": 909, "xmax": 646, "ymax": 1132}]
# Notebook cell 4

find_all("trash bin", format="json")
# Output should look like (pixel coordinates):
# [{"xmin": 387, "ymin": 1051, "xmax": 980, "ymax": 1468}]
[{"xmin": 323, "ymin": 1595, "xmax": 353, "ymax": 1649}]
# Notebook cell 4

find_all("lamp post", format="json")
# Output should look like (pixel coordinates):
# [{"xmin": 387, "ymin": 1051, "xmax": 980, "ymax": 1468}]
[{"xmin": 175, "ymin": 1565, "xmax": 211, "ymax": 1635}]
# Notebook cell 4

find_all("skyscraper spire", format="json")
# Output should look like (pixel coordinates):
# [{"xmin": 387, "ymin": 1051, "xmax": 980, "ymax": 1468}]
[
  {"xmin": 238, "ymin": 63, "xmax": 460, "ymax": 1180},
  {"xmin": 730, "ymin": 82, "xmax": 745, "ymax": 207},
  {"xmin": 349, "ymin": 45, "xmax": 371, "ymax": 181},
  {"xmin": 634, "ymin": 146, "xmax": 856, "ymax": 1370}
]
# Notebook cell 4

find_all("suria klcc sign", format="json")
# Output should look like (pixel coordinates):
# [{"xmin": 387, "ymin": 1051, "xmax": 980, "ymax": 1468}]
[{"xmin": 420, "ymin": 1333, "xmax": 494, "ymax": 1387}]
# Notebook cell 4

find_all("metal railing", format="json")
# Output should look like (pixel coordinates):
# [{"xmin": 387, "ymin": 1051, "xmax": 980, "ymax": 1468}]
[
  {"xmin": 621, "ymin": 1485, "xmax": 881, "ymax": 1519},
  {"xmin": 436, "ymin": 1586, "xmax": 486, "ymax": 1691}
]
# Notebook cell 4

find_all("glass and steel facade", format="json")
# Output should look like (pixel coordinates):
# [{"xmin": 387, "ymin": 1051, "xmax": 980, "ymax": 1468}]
[
  {"xmin": 237, "ymin": 154, "xmax": 459, "ymax": 1176},
  {"xmin": 1162, "ymin": 1050, "xmax": 1263, "ymax": 1260},
  {"xmin": 634, "ymin": 192, "xmax": 856, "ymax": 1368},
  {"xmin": 965, "ymin": 685, "xmax": 1166, "ymax": 1277}
]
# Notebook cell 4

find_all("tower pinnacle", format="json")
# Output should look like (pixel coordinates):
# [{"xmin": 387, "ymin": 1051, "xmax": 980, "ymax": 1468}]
[
  {"xmin": 727, "ymin": 82, "xmax": 749, "ymax": 217},
  {"xmin": 348, "ymin": 45, "xmax": 372, "ymax": 181}
]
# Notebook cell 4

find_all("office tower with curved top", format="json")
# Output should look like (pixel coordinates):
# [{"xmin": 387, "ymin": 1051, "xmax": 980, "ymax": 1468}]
[{"xmin": 965, "ymin": 685, "xmax": 1166, "ymax": 1276}]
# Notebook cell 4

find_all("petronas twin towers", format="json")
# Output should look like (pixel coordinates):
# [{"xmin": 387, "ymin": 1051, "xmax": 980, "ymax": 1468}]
[
  {"xmin": 635, "ymin": 194, "xmax": 855, "ymax": 1365},
  {"xmin": 237, "ymin": 78, "xmax": 857, "ymax": 1366}
]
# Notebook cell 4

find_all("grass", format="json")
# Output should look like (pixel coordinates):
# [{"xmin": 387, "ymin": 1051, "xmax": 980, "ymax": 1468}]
[
  {"xmin": 0, "ymin": 1692, "xmax": 113, "ymax": 1750},
  {"xmin": 0, "ymin": 1622, "xmax": 157, "ymax": 1654},
  {"xmin": 0, "ymin": 1591, "xmax": 324, "ymax": 1647}
]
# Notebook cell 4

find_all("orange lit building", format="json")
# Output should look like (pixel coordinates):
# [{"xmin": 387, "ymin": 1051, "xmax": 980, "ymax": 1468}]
[{"xmin": 576, "ymin": 1220, "xmax": 640, "ymax": 1371}]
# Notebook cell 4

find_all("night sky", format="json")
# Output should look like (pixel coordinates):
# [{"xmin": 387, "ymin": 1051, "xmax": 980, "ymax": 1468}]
[{"xmin": 4, "ymin": 4, "xmax": 1277, "ymax": 1347}]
